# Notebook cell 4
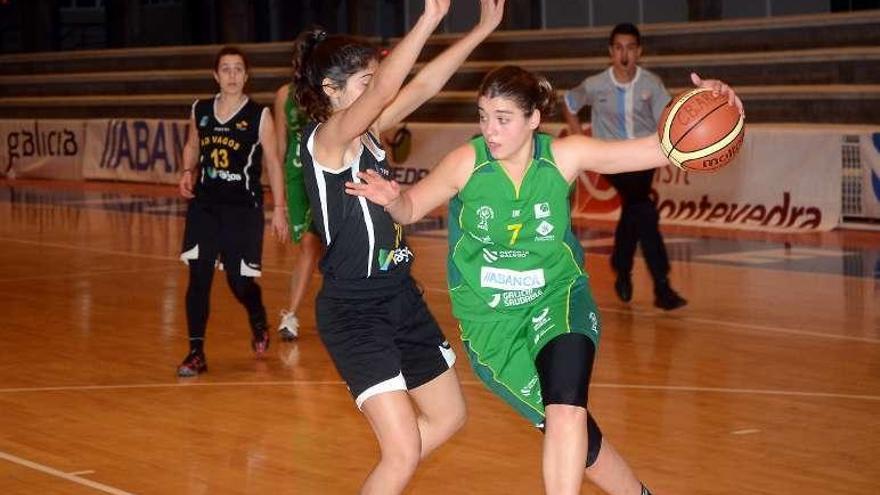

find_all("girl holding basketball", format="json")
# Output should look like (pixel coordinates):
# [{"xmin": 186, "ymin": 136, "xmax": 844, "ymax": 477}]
[
  {"xmin": 292, "ymin": 1, "xmax": 505, "ymax": 493},
  {"xmin": 346, "ymin": 66, "xmax": 742, "ymax": 494}
]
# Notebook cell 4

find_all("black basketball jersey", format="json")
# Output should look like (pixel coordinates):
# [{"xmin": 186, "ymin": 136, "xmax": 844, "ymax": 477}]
[
  {"xmin": 192, "ymin": 95, "xmax": 266, "ymax": 207},
  {"xmin": 301, "ymin": 122, "xmax": 414, "ymax": 295}
]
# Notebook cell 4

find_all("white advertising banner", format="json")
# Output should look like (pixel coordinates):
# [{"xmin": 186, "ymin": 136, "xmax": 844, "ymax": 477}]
[
  {"xmin": 572, "ymin": 125, "xmax": 844, "ymax": 232},
  {"xmin": 0, "ymin": 120, "xmax": 85, "ymax": 180},
  {"xmin": 859, "ymin": 131, "xmax": 880, "ymax": 220},
  {"xmin": 2, "ymin": 118, "xmax": 864, "ymax": 232},
  {"xmin": 380, "ymin": 122, "xmax": 480, "ymax": 188},
  {"xmin": 382, "ymin": 123, "xmax": 844, "ymax": 232},
  {"xmin": 82, "ymin": 119, "xmax": 190, "ymax": 185}
]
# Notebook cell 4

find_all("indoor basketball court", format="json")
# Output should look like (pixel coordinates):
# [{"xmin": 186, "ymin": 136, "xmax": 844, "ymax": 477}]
[
  {"xmin": 0, "ymin": 178, "xmax": 877, "ymax": 494},
  {"xmin": 1, "ymin": 2, "xmax": 879, "ymax": 494}
]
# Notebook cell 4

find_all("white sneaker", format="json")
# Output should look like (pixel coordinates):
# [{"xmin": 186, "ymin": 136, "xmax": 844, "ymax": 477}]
[{"xmin": 278, "ymin": 310, "xmax": 299, "ymax": 341}]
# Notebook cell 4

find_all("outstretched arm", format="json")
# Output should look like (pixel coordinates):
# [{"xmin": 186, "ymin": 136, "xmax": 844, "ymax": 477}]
[
  {"xmin": 345, "ymin": 143, "xmax": 474, "ymax": 224},
  {"xmin": 318, "ymin": 0, "xmax": 449, "ymax": 153},
  {"xmin": 375, "ymin": 0, "xmax": 506, "ymax": 133},
  {"xmin": 555, "ymin": 73, "xmax": 744, "ymax": 179}
]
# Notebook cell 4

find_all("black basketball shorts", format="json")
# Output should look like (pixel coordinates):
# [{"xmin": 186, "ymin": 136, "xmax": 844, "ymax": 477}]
[
  {"xmin": 180, "ymin": 200, "xmax": 264, "ymax": 277},
  {"xmin": 316, "ymin": 278, "xmax": 456, "ymax": 409}
]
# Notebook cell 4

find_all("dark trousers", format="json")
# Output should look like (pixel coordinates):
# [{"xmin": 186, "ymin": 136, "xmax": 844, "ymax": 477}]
[{"xmin": 605, "ymin": 169, "xmax": 670, "ymax": 285}]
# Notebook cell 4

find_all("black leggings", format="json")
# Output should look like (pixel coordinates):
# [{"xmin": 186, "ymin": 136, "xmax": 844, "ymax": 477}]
[
  {"xmin": 536, "ymin": 333, "xmax": 603, "ymax": 467},
  {"xmin": 186, "ymin": 261, "xmax": 267, "ymax": 348}
]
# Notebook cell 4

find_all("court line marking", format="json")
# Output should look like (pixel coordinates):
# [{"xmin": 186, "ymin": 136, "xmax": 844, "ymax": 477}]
[
  {"xmin": 68, "ymin": 470, "xmax": 97, "ymax": 476},
  {"xmin": 421, "ymin": 285, "xmax": 880, "ymax": 345},
  {"xmin": 731, "ymin": 429, "xmax": 761, "ymax": 435},
  {"xmin": 0, "ymin": 381, "xmax": 877, "ymax": 402},
  {"xmin": 0, "ymin": 451, "xmax": 133, "ymax": 495},
  {"xmin": 0, "ymin": 266, "xmax": 175, "ymax": 284},
  {"xmin": 0, "ymin": 238, "xmax": 180, "ymax": 263},
  {"xmin": 600, "ymin": 307, "xmax": 880, "ymax": 345},
  {"xmin": 0, "ymin": 238, "xmax": 301, "ymax": 276},
  {"xmin": 1, "ymin": 239, "xmax": 876, "ymax": 345},
  {"xmin": 587, "ymin": 383, "xmax": 880, "ymax": 402}
]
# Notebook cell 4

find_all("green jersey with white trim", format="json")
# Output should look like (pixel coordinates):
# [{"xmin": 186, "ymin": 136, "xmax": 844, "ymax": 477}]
[{"xmin": 447, "ymin": 133, "xmax": 586, "ymax": 321}]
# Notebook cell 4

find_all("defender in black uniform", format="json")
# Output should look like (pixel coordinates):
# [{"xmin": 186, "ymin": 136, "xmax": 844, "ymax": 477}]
[
  {"xmin": 177, "ymin": 46, "xmax": 289, "ymax": 377},
  {"xmin": 290, "ymin": 1, "xmax": 504, "ymax": 492}
]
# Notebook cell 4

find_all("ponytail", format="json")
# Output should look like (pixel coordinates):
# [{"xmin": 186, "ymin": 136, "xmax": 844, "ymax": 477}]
[{"xmin": 291, "ymin": 27, "xmax": 378, "ymax": 122}]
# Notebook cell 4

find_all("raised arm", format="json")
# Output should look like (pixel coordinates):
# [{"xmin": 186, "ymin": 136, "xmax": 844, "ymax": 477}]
[
  {"xmin": 318, "ymin": 0, "xmax": 448, "ymax": 151},
  {"xmin": 375, "ymin": 0, "xmax": 505, "ymax": 133},
  {"xmin": 345, "ymin": 143, "xmax": 474, "ymax": 225}
]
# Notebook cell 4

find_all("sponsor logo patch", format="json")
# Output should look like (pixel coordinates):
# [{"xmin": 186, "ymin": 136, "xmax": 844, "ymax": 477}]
[
  {"xmin": 477, "ymin": 205, "xmax": 495, "ymax": 231},
  {"xmin": 480, "ymin": 267, "xmax": 545, "ymax": 291},
  {"xmin": 534, "ymin": 202, "xmax": 551, "ymax": 219},
  {"xmin": 377, "ymin": 246, "xmax": 413, "ymax": 271}
]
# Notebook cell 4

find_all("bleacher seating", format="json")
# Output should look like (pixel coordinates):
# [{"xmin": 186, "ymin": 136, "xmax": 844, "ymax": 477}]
[{"xmin": 0, "ymin": 11, "xmax": 878, "ymax": 123}]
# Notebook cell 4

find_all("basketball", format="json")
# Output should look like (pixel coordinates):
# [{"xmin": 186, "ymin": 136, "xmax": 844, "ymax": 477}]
[{"xmin": 657, "ymin": 87, "xmax": 745, "ymax": 172}]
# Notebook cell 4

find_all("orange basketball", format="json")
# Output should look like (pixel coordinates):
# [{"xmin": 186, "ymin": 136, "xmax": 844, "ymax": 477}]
[{"xmin": 657, "ymin": 88, "xmax": 745, "ymax": 172}]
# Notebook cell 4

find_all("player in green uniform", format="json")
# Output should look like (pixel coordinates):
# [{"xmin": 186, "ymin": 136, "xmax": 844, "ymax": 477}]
[
  {"xmin": 273, "ymin": 81, "xmax": 322, "ymax": 340},
  {"xmin": 346, "ymin": 65, "xmax": 742, "ymax": 494}
]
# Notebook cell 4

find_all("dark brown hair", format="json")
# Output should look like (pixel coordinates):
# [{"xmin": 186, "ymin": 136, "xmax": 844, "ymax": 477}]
[
  {"xmin": 478, "ymin": 65, "xmax": 556, "ymax": 118},
  {"xmin": 291, "ymin": 28, "xmax": 378, "ymax": 122},
  {"xmin": 609, "ymin": 23, "xmax": 641, "ymax": 46},
  {"xmin": 213, "ymin": 46, "xmax": 249, "ymax": 72}
]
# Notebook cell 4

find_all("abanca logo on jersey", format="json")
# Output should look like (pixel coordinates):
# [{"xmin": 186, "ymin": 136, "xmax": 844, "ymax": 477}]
[{"xmin": 480, "ymin": 267, "xmax": 545, "ymax": 291}]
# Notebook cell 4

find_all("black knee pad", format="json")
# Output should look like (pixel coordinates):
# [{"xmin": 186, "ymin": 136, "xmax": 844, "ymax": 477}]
[
  {"xmin": 586, "ymin": 413, "xmax": 603, "ymax": 468},
  {"xmin": 535, "ymin": 411, "xmax": 603, "ymax": 468},
  {"xmin": 536, "ymin": 333, "xmax": 595, "ymax": 408}
]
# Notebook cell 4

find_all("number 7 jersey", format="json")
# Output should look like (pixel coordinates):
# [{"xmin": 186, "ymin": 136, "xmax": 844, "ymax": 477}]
[{"xmin": 447, "ymin": 133, "xmax": 586, "ymax": 321}]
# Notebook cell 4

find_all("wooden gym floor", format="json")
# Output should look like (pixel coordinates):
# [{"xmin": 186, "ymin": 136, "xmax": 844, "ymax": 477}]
[{"xmin": 0, "ymin": 179, "xmax": 877, "ymax": 494}]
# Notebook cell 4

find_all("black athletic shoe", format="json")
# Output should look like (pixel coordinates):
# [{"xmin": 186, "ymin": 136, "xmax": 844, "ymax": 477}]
[
  {"xmin": 654, "ymin": 284, "xmax": 687, "ymax": 311},
  {"xmin": 251, "ymin": 330, "xmax": 270, "ymax": 357},
  {"xmin": 177, "ymin": 350, "xmax": 207, "ymax": 377},
  {"xmin": 614, "ymin": 274, "xmax": 633, "ymax": 303}
]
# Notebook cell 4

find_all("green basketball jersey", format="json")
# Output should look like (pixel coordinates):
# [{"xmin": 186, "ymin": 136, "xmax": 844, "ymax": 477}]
[{"xmin": 447, "ymin": 133, "xmax": 586, "ymax": 321}]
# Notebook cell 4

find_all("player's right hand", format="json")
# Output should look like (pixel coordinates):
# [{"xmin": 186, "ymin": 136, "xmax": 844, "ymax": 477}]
[{"xmin": 179, "ymin": 169, "xmax": 195, "ymax": 199}]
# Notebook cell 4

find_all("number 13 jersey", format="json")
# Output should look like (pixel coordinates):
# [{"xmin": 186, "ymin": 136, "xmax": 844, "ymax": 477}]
[{"xmin": 192, "ymin": 95, "xmax": 267, "ymax": 208}]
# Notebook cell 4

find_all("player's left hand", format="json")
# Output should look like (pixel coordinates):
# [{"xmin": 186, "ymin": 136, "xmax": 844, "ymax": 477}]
[
  {"xmin": 691, "ymin": 72, "xmax": 744, "ymax": 116},
  {"xmin": 345, "ymin": 169, "xmax": 401, "ymax": 207},
  {"xmin": 476, "ymin": 0, "xmax": 506, "ymax": 34},
  {"xmin": 272, "ymin": 206, "xmax": 289, "ymax": 242}
]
